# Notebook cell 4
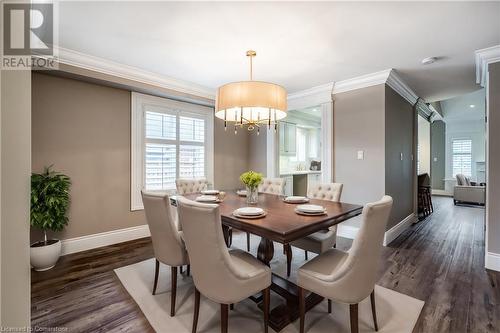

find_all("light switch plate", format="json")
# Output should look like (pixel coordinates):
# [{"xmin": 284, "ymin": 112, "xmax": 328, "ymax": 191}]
[
  {"xmin": 434, "ymin": 157, "xmax": 438, "ymax": 162},
  {"xmin": 357, "ymin": 150, "xmax": 364, "ymax": 160}
]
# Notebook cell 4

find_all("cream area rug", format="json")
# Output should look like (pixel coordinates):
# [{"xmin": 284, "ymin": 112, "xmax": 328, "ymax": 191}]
[{"xmin": 115, "ymin": 232, "xmax": 424, "ymax": 333}]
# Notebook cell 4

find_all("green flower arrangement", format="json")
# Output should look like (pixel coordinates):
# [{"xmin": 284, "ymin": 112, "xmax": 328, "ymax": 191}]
[{"xmin": 240, "ymin": 171, "xmax": 263, "ymax": 189}]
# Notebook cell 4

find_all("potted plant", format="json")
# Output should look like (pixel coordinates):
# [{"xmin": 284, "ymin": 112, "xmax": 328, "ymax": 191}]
[
  {"xmin": 240, "ymin": 171, "xmax": 263, "ymax": 204},
  {"xmin": 30, "ymin": 166, "xmax": 71, "ymax": 271}
]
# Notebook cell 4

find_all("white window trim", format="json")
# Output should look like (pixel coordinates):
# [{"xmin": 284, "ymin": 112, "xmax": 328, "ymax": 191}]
[
  {"xmin": 451, "ymin": 137, "xmax": 473, "ymax": 178},
  {"xmin": 131, "ymin": 92, "xmax": 214, "ymax": 211}
]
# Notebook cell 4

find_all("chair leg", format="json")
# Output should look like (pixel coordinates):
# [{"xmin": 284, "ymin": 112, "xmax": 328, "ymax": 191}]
[
  {"xmin": 349, "ymin": 303, "xmax": 359, "ymax": 333},
  {"xmin": 230, "ymin": 303, "xmax": 234, "ymax": 310},
  {"xmin": 298, "ymin": 287, "xmax": 305, "ymax": 333},
  {"xmin": 370, "ymin": 290, "xmax": 379, "ymax": 331},
  {"xmin": 247, "ymin": 232, "xmax": 251, "ymax": 252},
  {"xmin": 180, "ymin": 266, "xmax": 184, "ymax": 274},
  {"xmin": 305, "ymin": 250, "xmax": 308, "ymax": 260},
  {"xmin": 170, "ymin": 266, "xmax": 177, "ymax": 316},
  {"xmin": 228, "ymin": 228, "xmax": 233, "ymax": 247},
  {"xmin": 152, "ymin": 259, "xmax": 160, "ymax": 295},
  {"xmin": 192, "ymin": 288, "xmax": 200, "ymax": 333},
  {"xmin": 328, "ymin": 299, "xmax": 332, "ymax": 314},
  {"xmin": 187, "ymin": 264, "xmax": 191, "ymax": 277},
  {"xmin": 221, "ymin": 304, "xmax": 229, "ymax": 333},
  {"xmin": 263, "ymin": 287, "xmax": 270, "ymax": 333},
  {"xmin": 285, "ymin": 244, "xmax": 292, "ymax": 277}
]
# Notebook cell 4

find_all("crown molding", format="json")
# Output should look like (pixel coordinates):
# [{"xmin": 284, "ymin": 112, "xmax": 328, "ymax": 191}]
[
  {"xmin": 386, "ymin": 69, "xmax": 419, "ymax": 105},
  {"xmin": 54, "ymin": 46, "xmax": 216, "ymax": 100},
  {"xmin": 287, "ymin": 82, "xmax": 333, "ymax": 101},
  {"xmin": 475, "ymin": 45, "xmax": 500, "ymax": 87},
  {"xmin": 332, "ymin": 69, "xmax": 391, "ymax": 95}
]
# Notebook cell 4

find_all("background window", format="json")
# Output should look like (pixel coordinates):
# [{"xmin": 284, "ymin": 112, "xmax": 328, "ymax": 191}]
[
  {"xmin": 132, "ymin": 93, "xmax": 214, "ymax": 210},
  {"xmin": 452, "ymin": 139, "xmax": 472, "ymax": 177}
]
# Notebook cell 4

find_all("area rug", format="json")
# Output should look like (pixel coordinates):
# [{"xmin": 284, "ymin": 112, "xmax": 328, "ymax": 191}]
[{"xmin": 115, "ymin": 232, "xmax": 424, "ymax": 333}]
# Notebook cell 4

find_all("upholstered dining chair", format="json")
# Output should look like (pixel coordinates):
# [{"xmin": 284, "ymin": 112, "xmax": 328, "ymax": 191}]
[
  {"xmin": 284, "ymin": 183, "xmax": 343, "ymax": 277},
  {"xmin": 297, "ymin": 195, "xmax": 393, "ymax": 333},
  {"xmin": 175, "ymin": 178, "xmax": 209, "ymax": 195},
  {"xmin": 177, "ymin": 197, "xmax": 272, "ymax": 333},
  {"xmin": 258, "ymin": 177, "xmax": 285, "ymax": 195},
  {"xmin": 141, "ymin": 191, "xmax": 190, "ymax": 317}
]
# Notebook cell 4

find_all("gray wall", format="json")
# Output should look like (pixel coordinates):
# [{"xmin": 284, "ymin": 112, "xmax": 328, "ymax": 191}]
[
  {"xmin": 385, "ymin": 86, "xmax": 415, "ymax": 229},
  {"xmin": 431, "ymin": 120, "xmax": 446, "ymax": 190},
  {"xmin": 333, "ymin": 84, "xmax": 386, "ymax": 227},
  {"xmin": 31, "ymin": 73, "xmax": 249, "ymax": 241},
  {"xmin": 1, "ymin": 71, "xmax": 31, "ymax": 327},
  {"xmin": 488, "ymin": 62, "xmax": 500, "ymax": 254},
  {"xmin": 247, "ymin": 130, "xmax": 267, "ymax": 175}
]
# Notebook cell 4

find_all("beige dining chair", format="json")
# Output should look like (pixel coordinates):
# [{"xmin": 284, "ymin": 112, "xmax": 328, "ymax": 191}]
[
  {"xmin": 175, "ymin": 178, "xmax": 209, "ymax": 195},
  {"xmin": 297, "ymin": 195, "xmax": 393, "ymax": 333},
  {"xmin": 177, "ymin": 197, "xmax": 272, "ymax": 333},
  {"xmin": 141, "ymin": 191, "xmax": 190, "ymax": 317},
  {"xmin": 285, "ymin": 183, "xmax": 343, "ymax": 277}
]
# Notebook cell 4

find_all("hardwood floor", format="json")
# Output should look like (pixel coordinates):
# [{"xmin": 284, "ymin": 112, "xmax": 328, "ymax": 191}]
[{"xmin": 31, "ymin": 196, "xmax": 499, "ymax": 332}]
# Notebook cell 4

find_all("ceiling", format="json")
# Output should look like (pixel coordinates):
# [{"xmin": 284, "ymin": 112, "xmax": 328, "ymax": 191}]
[
  {"xmin": 441, "ymin": 88, "xmax": 486, "ymax": 122},
  {"xmin": 58, "ymin": 1, "xmax": 500, "ymax": 102}
]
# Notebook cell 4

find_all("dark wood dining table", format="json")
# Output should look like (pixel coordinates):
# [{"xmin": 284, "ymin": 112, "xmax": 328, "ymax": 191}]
[{"xmin": 179, "ymin": 191, "xmax": 363, "ymax": 332}]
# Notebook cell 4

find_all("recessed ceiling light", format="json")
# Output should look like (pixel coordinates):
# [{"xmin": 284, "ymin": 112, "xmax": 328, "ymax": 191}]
[
  {"xmin": 421, "ymin": 57, "xmax": 438, "ymax": 65},
  {"xmin": 470, "ymin": 104, "xmax": 475, "ymax": 108}
]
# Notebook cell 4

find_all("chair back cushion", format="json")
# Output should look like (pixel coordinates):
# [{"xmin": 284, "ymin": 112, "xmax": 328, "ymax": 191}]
[
  {"xmin": 333, "ymin": 196, "xmax": 393, "ymax": 302},
  {"xmin": 175, "ymin": 178, "xmax": 209, "ymax": 195},
  {"xmin": 307, "ymin": 183, "xmax": 343, "ymax": 202},
  {"xmin": 177, "ymin": 197, "xmax": 252, "ymax": 302},
  {"xmin": 258, "ymin": 178, "xmax": 285, "ymax": 195},
  {"xmin": 141, "ymin": 191, "xmax": 187, "ymax": 266}
]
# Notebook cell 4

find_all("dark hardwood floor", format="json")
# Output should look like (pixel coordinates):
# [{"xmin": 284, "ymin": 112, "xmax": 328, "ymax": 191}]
[{"xmin": 31, "ymin": 196, "xmax": 500, "ymax": 332}]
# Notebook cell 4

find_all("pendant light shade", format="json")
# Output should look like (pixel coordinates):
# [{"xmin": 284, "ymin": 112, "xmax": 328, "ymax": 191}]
[{"xmin": 215, "ymin": 50, "xmax": 287, "ymax": 132}]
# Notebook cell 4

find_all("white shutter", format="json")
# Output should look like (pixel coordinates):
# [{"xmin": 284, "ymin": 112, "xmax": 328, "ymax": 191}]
[{"xmin": 452, "ymin": 139, "xmax": 472, "ymax": 177}]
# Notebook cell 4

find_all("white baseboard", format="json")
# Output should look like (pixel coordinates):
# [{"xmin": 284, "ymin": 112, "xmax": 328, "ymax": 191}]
[
  {"xmin": 486, "ymin": 252, "xmax": 500, "ymax": 272},
  {"xmin": 337, "ymin": 225, "xmax": 359, "ymax": 240},
  {"xmin": 61, "ymin": 225, "xmax": 151, "ymax": 256},
  {"xmin": 383, "ymin": 214, "xmax": 417, "ymax": 246},
  {"xmin": 432, "ymin": 189, "xmax": 452, "ymax": 197}
]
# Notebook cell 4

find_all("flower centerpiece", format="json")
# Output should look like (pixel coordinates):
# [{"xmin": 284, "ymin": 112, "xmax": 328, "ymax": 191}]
[{"xmin": 240, "ymin": 171, "xmax": 263, "ymax": 204}]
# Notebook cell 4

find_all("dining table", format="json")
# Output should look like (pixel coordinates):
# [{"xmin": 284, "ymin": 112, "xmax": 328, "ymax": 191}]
[{"xmin": 177, "ymin": 191, "xmax": 363, "ymax": 332}]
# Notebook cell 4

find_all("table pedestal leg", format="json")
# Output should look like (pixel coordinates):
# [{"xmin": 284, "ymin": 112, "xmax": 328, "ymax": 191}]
[{"xmin": 255, "ymin": 237, "xmax": 323, "ymax": 332}]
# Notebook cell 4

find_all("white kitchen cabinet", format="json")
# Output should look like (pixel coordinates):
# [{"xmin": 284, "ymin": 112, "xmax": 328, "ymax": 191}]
[
  {"xmin": 279, "ymin": 122, "xmax": 296, "ymax": 155},
  {"xmin": 282, "ymin": 176, "xmax": 293, "ymax": 196},
  {"xmin": 307, "ymin": 173, "xmax": 321, "ymax": 191}
]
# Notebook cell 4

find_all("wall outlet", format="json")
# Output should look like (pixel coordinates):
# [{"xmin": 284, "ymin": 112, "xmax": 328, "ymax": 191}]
[{"xmin": 357, "ymin": 150, "xmax": 364, "ymax": 160}]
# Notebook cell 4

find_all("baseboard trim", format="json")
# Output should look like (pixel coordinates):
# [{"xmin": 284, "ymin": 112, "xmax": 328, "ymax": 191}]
[
  {"xmin": 337, "ymin": 225, "xmax": 359, "ymax": 240},
  {"xmin": 486, "ymin": 252, "xmax": 500, "ymax": 272},
  {"xmin": 432, "ymin": 189, "xmax": 452, "ymax": 197},
  {"xmin": 383, "ymin": 214, "xmax": 417, "ymax": 246},
  {"xmin": 61, "ymin": 225, "xmax": 151, "ymax": 256}
]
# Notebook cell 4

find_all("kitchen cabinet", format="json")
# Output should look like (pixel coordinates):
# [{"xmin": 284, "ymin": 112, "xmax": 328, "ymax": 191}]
[
  {"xmin": 307, "ymin": 173, "xmax": 321, "ymax": 190},
  {"xmin": 279, "ymin": 122, "xmax": 296, "ymax": 155},
  {"xmin": 282, "ymin": 176, "xmax": 293, "ymax": 196}
]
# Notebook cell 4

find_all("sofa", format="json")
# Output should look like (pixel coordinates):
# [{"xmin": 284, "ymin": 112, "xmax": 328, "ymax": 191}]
[{"xmin": 454, "ymin": 174, "xmax": 485, "ymax": 205}]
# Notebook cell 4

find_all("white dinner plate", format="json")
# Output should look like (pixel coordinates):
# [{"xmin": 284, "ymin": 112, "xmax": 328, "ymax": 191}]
[
  {"xmin": 296, "ymin": 204, "xmax": 325, "ymax": 213},
  {"xmin": 234, "ymin": 207, "xmax": 264, "ymax": 216},
  {"xmin": 284, "ymin": 196, "xmax": 309, "ymax": 203},
  {"xmin": 195, "ymin": 195, "xmax": 219, "ymax": 202},
  {"xmin": 201, "ymin": 190, "xmax": 220, "ymax": 195}
]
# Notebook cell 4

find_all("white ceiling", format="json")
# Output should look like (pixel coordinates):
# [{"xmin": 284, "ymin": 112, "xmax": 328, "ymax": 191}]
[
  {"xmin": 58, "ymin": 1, "xmax": 500, "ymax": 102},
  {"xmin": 441, "ymin": 88, "xmax": 486, "ymax": 122}
]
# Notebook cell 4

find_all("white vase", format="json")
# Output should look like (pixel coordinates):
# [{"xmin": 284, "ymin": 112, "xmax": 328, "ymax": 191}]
[{"xmin": 30, "ymin": 239, "xmax": 62, "ymax": 271}]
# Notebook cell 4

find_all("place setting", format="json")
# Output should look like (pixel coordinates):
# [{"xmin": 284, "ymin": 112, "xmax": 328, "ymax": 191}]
[
  {"xmin": 232, "ymin": 206, "xmax": 267, "ymax": 219},
  {"xmin": 283, "ymin": 195, "xmax": 310, "ymax": 204},
  {"xmin": 195, "ymin": 190, "xmax": 226, "ymax": 203},
  {"xmin": 294, "ymin": 204, "xmax": 327, "ymax": 216}
]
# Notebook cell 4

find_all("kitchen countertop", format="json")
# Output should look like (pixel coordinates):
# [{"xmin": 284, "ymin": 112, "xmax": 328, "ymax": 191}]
[{"xmin": 279, "ymin": 170, "xmax": 322, "ymax": 176}]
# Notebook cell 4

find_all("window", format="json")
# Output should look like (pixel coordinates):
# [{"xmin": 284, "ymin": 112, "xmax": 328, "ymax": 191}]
[
  {"xmin": 131, "ymin": 93, "xmax": 214, "ymax": 210},
  {"xmin": 452, "ymin": 139, "xmax": 472, "ymax": 177}
]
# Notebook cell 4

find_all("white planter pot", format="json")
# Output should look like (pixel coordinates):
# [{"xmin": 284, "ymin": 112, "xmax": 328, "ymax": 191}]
[{"xmin": 30, "ymin": 239, "xmax": 62, "ymax": 271}]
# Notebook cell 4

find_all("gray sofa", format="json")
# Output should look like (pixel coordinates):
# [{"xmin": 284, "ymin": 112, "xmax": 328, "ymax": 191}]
[{"xmin": 454, "ymin": 174, "xmax": 485, "ymax": 205}]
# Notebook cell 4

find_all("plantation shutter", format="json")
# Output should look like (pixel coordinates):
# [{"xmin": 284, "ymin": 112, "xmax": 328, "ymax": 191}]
[{"xmin": 452, "ymin": 139, "xmax": 472, "ymax": 177}]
